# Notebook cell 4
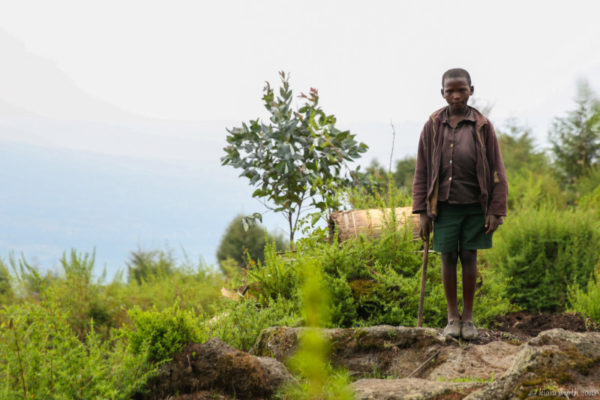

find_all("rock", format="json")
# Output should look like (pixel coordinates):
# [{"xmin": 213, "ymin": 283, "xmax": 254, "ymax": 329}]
[
  {"xmin": 137, "ymin": 338, "xmax": 294, "ymax": 400},
  {"xmin": 465, "ymin": 329, "xmax": 600, "ymax": 399},
  {"xmin": 137, "ymin": 326, "xmax": 600, "ymax": 400},
  {"xmin": 170, "ymin": 393, "xmax": 233, "ymax": 400},
  {"xmin": 252, "ymin": 325, "xmax": 450, "ymax": 378},
  {"xmin": 252, "ymin": 325, "xmax": 522, "ymax": 380},
  {"xmin": 352, "ymin": 378, "xmax": 484, "ymax": 400},
  {"xmin": 427, "ymin": 340, "xmax": 519, "ymax": 382}
]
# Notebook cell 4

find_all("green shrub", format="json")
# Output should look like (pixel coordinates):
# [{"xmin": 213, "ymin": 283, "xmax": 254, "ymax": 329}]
[
  {"xmin": 245, "ymin": 215, "xmax": 510, "ymax": 329},
  {"xmin": 485, "ymin": 207, "xmax": 600, "ymax": 312},
  {"xmin": 216, "ymin": 215, "xmax": 287, "ymax": 274},
  {"xmin": 344, "ymin": 182, "xmax": 412, "ymax": 210},
  {"xmin": 201, "ymin": 297, "xmax": 301, "ymax": 351},
  {"xmin": 506, "ymin": 170, "xmax": 567, "ymax": 211},
  {"xmin": 0, "ymin": 260, "xmax": 13, "ymax": 305},
  {"xmin": 278, "ymin": 250, "xmax": 354, "ymax": 399},
  {"xmin": 126, "ymin": 304, "xmax": 200, "ymax": 363},
  {"xmin": 123, "ymin": 265, "xmax": 225, "ymax": 316},
  {"xmin": 568, "ymin": 268, "xmax": 600, "ymax": 323},
  {"xmin": 578, "ymin": 183, "xmax": 600, "ymax": 218},
  {"xmin": 0, "ymin": 302, "xmax": 153, "ymax": 400},
  {"xmin": 42, "ymin": 250, "xmax": 120, "ymax": 339}
]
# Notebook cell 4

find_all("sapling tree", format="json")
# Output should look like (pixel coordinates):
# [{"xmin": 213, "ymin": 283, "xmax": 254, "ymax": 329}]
[{"xmin": 222, "ymin": 72, "xmax": 368, "ymax": 245}]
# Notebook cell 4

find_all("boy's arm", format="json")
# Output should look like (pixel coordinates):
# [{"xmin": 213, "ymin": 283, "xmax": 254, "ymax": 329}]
[
  {"xmin": 412, "ymin": 125, "xmax": 429, "ymax": 214},
  {"xmin": 485, "ymin": 122, "xmax": 508, "ymax": 217}
]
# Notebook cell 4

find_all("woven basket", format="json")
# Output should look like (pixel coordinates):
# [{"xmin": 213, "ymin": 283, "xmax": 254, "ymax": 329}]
[{"xmin": 328, "ymin": 206, "xmax": 420, "ymax": 242}]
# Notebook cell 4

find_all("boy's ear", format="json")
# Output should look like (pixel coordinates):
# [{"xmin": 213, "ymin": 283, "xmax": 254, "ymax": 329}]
[
  {"xmin": 470, "ymin": 85, "xmax": 475, "ymax": 95},
  {"xmin": 440, "ymin": 88, "xmax": 444, "ymax": 97}
]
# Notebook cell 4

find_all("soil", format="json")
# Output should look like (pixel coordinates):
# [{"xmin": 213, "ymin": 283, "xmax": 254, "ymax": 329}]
[{"xmin": 492, "ymin": 311, "xmax": 599, "ymax": 337}]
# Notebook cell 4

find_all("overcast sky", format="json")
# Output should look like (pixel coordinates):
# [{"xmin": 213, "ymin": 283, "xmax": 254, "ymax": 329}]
[
  {"xmin": 2, "ymin": 1, "xmax": 600, "ymax": 128},
  {"xmin": 1, "ymin": 0, "xmax": 600, "ymax": 274}
]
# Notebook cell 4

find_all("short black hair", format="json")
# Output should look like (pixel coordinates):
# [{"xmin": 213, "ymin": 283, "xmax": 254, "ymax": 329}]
[{"xmin": 442, "ymin": 68, "xmax": 472, "ymax": 87}]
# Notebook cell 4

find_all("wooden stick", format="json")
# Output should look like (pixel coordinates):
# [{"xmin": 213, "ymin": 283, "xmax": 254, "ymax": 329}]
[{"xmin": 417, "ymin": 238, "xmax": 429, "ymax": 328}]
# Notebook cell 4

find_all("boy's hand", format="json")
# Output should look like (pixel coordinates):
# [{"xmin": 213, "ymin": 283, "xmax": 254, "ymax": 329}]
[
  {"xmin": 485, "ymin": 215, "xmax": 501, "ymax": 234},
  {"xmin": 419, "ymin": 213, "xmax": 432, "ymax": 241}
]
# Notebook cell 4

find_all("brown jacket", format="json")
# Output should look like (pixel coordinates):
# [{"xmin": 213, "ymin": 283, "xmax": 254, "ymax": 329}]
[{"xmin": 412, "ymin": 106, "xmax": 508, "ymax": 218}]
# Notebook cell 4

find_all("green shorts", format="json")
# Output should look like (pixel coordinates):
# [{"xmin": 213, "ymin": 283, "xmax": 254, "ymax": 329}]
[{"xmin": 432, "ymin": 202, "xmax": 492, "ymax": 253}]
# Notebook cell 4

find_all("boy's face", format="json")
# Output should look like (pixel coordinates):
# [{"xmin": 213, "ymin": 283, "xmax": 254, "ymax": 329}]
[{"xmin": 441, "ymin": 77, "xmax": 474, "ymax": 114}]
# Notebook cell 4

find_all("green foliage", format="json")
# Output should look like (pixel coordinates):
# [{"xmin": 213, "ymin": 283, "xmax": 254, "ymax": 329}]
[
  {"xmin": 506, "ymin": 170, "xmax": 568, "ymax": 212},
  {"xmin": 127, "ymin": 248, "xmax": 175, "ymax": 285},
  {"xmin": 126, "ymin": 304, "xmax": 200, "ymax": 363},
  {"xmin": 497, "ymin": 120, "xmax": 549, "ymax": 174},
  {"xmin": 568, "ymin": 268, "xmax": 600, "ymax": 323},
  {"xmin": 245, "ymin": 212, "xmax": 510, "ymax": 329},
  {"xmin": 279, "ymin": 251, "xmax": 354, "ymax": 399},
  {"xmin": 393, "ymin": 156, "xmax": 417, "ymax": 190},
  {"xmin": 345, "ymin": 178, "xmax": 412, "ymax": 210},
  {"xmin": 123, "ymin": 260, "xmax": 225, "ymax": 317},
  {"xmin": 579, "ymin": 183, "xmax": 600, "ymax": 219},
  {"xmin": 574, "ymin": 166, "xmax": 600, "ymax": 206},
  {"xmin": 0, "ymin": 260, "xmax": 13, "ymax": 304},
  {"xmin": 9, "ymin": 253, "xmax": 53, "ymax": 299},
  {"xmin": 0, "ymin": 302, "xmax": 153, "ymax": 400},
  {"xmin": 349, "ymin": 156, "xmax": 414, "ymax": 210},
  {"xmin": 549, "ymin": 79, "xmax": 600, "ymax": 184},
  {"xmin": 201, "ymin": 297, "xmax": 301, "ymax": 351},
  {"xmin": 485, "ymin": 207, "xmax": 600, "ymax": 312},
  {"xmin": 222, "ymin": 71, "xmax": 368, "ymax": 243},
  {"xmin": 42, "ymin": 250, "xmax": 119, "ymax": 339},
  {"xmin": 216, "ymin": 215, "xmax": 287, "ymax": 274}
]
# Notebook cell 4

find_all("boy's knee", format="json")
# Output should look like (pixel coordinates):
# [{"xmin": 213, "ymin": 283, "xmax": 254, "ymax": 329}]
[
  {"xmin": 441, "ymin": 251, "xmax": 459, "ymax": 265},
  {"xmin": 459, "ymin": 249, "xmax": 477, "ymax": 266}
]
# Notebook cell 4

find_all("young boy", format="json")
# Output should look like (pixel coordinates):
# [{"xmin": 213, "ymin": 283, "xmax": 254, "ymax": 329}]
[{"xmin": 412, "ymin": 68, "xmax": 508, "ymax": 339}]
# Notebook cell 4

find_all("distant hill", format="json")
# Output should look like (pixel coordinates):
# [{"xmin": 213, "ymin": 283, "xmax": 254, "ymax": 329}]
[{"xmin": 0, "ymin": 28, "xmax": 425, "ymax": 278}]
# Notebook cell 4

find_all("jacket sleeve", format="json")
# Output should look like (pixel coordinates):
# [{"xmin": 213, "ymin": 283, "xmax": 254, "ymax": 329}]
[
  {"xmin": 485, "ymin": 122, "xmax": 508, "ymax": 216},
  {"xmin": 412, "ymin": 124, "xmax": 429, "ymax": 214}
]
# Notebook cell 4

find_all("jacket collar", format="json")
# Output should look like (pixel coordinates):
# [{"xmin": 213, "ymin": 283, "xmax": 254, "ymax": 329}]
[{"xmin": 430, "ymin": 106, "xmax": 488, "ymax": 129}]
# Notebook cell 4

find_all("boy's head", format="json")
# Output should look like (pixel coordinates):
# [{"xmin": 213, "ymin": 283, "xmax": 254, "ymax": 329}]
[
  {"xmin": 441, "ymin": 68, "xmax": 471, "ymax": 87},
  {"xmin": 441, "ymin": 68, "xmax": 474, "ymax": 113}
]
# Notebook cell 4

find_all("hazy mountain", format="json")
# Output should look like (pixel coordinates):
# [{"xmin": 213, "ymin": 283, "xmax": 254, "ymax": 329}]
[{"xmin": 0, "ymin": 28, "xmax": 425, "ymax": 278}]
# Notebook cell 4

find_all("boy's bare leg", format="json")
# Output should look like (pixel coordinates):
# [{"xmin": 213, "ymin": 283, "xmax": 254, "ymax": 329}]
[
  {"xmin": 441, "ymin": 251, "xmax": 460, "ymax": 321},
  {"xmin": 459, "ymin": 250, "xmax": 477, "ymax": 322}
]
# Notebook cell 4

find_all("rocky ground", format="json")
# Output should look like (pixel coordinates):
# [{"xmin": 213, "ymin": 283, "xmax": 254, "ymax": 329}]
[{"xmin": 136, "ymin": 312, "xmax": 600, "ymax": 400}]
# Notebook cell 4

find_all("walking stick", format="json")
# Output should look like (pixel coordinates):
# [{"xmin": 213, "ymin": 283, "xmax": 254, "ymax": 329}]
[{"xmin": 417, "ymin": 235, "xmax": 429, "ymax": 328}]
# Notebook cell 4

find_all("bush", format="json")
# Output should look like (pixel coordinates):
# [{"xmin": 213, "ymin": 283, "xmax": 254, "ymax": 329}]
[
  {"xmin": 0, "ymin": 260, "xmax": 13, "ymax": 305},
  {"xmin": 279, "ymin": 257, "xmax": 354, "ymax": 400},
  {"xmin": 506, "ymin": 170, "xmax": 567, "ymax": 211},
  {"xmin": 485, "ymin": 207, "xmax": 600, "ymax": 312},
  {"xmin": 0, "ymin": 302, "xmax": 153, "ymax": 400},
  {"xmin": 216, "ymin": 215, "xmax": 287, "ymax": 274},
  {"xmin": 568, "ymin": 268, "xmax": 600, "ymax": 323},
  {"xmin": 244, "ymin": 214, "xmax": 511, "ymax": 329},
  {"xmin": 42, "ymin": 250, "xmax": 119, "ymax": 339},
  {"xmin": 125, "ymin": 304, "xmax": 200, "ymax": 363},
  {"xmin": 123, "ymin": 264, "xmax": 225, "ymax": 317},
  {"xmin": 201, "ymin": 297, "xmax": 301, "ymax": 351}
]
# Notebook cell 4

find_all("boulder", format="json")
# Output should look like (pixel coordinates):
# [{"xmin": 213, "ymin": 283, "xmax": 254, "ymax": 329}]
[
  {"xmin": 352, "ymin": 377, "xmax": 484, "ymax": 400},
  {"xmin": 251, "ymin": 325, "xmax": 521, "ymax": 380},
  {"xmin": 137, "ymin": 338, "xmax": 294, "ymax": 400},
  {"xmin": 137, "ymin": 326, "xmax": 600, "ymax": 400},
  {"xmin": 465, "ymin": 329, "xmax": 600, "ymax": 399}
]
